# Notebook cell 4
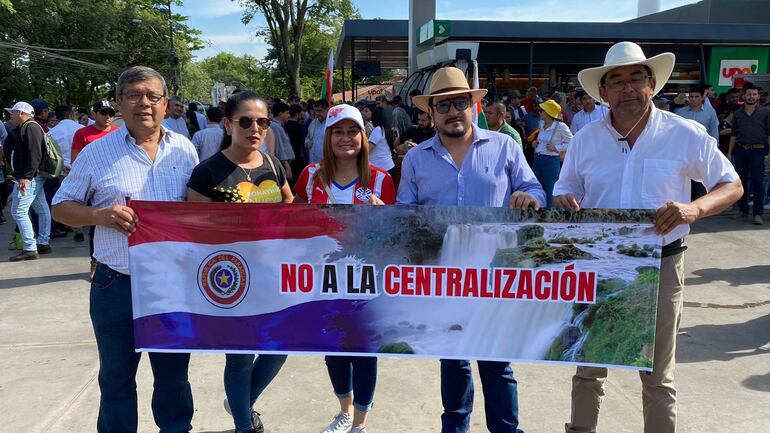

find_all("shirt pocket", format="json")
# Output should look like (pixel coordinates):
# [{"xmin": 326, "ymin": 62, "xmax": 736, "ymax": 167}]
[{"xmin": 641, "ymin": 159, "xmax": 684, "ymax": 207}]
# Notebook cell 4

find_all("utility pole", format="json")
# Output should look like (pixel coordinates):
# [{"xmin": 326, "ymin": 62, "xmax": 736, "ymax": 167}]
[{"xmin": 167, "ymin": 0, "xmax": 180, "ymax": 95}]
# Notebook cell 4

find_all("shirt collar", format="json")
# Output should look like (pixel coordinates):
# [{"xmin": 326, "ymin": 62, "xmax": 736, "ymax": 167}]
[
  {"xmin": 119, "ymin": 123, "xmax": 174, "ymax": 145},
  {"xmin": 602, "ymin": 105, "xmax": 660, "ymax": 139}
]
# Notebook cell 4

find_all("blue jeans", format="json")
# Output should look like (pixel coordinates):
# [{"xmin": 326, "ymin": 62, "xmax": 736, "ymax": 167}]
[
  {"xmin": 90, "ymin": 264, "xmax": 193, "ymax": 433},
  {"xmin": 325, "ymin": 355, "xmax": 378, "ymax": 412},
  {"xmin": 10, "ymin": 176, "xmax": 50, "ymax": 251},
  {"xmin": 734, "ymin": 150, "xmax": 766, "ymax": 216},
  {"xmin": 532, "ymin": 154, "xmax": 561, "ymax": 207},
  {"xmin": 440, "ymin": 359, "xmax": 524, "ymax": 433},
  {"xmin": 224, "ymin": 353, "xmax": 287, "ymax": 431}
]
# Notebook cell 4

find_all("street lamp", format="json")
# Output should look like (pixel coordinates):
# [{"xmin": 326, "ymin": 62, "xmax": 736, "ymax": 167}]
[{"xmin": 131, "ymin": 6, "xmax": 179, "ymax": 94}]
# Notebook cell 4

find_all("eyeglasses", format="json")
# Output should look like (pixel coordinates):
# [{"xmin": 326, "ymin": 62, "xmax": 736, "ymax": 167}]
[
  {"xmin": 602, "ymin": 76, "xmax": 651, "ymax": 92},
  {"xmin": 236, "ymin": 116, "xmax": 271, "ymax": 130},
  {"xmin": 98, "ymin": 109, "xmax": 115, "ymax": 117},
  {"xmin": 432, "ymin": 97, "xmax": 470, "ymax": 114},
  {"xmin": 121, "ymin": 92, "xmax": 166, "ymax": 105}
]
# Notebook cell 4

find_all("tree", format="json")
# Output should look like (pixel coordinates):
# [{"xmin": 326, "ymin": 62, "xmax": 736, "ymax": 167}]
[
  {"xmin": 238, "ymin": 0, "xmax": 360, "ymax": 97},
  {"xmin": 195, "ymin": 53, "xmax": 287, "ymax": 100},
  {"xmin": 181, "ymin": 62, "xmax": 213, "ymax": 103},
  {"xmin": 0, "ymin": 0, "xmax": 203, "ymax": 107}
]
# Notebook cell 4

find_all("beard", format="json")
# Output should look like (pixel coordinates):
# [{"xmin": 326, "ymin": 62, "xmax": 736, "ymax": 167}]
[
  {"xmin": 745, "ymin": 99, "xmax": 757, "ymax": 106},
  {"xmin": 444, "ymin": 129, "xmax": 467, "ymax": 138}
]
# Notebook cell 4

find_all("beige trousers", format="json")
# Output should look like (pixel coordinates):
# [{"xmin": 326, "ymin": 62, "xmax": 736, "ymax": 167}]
[{"xmin": 565, "ymin": 252, "xmax": 685, "ymax": 433}]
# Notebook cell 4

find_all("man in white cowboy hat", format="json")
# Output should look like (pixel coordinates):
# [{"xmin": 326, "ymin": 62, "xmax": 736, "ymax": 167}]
[
  {"xmin": 553, "ymin": 41, "xmax": 743, "ymax": 433},
  {"xmin": 398, "ymin": 66, "xmax": 545, "ymax": 433}
]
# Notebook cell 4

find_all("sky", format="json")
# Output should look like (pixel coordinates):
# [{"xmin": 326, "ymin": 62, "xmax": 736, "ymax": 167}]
[{"xmin": 180, "ymin": 0, "xmax": 700, "ymax": 61}]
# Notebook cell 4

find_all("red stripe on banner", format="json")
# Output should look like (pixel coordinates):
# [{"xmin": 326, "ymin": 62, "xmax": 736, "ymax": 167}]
[{"xmin": 128, "ymin": 201, "xmax": 346, "ymax": 247}]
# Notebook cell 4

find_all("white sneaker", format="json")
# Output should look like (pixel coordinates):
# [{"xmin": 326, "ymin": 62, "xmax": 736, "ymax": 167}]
[
  {"xmin": 350, "ymin": 427, "xmax": 368, "ymax": 433},
  {"xmin": 321, "ymin": 411, "xmax": 353, "ymax": 433}
]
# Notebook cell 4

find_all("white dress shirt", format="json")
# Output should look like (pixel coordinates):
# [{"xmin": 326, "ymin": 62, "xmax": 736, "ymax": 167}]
[
  {"xmin": 554, "ymin": 106, "xmax": 739, "ymax": 245},
  {"xmin": 368, "ymin": 126, "xmax": 395, "ymax": 171},
  {"xmin": 535, "ymin": 120, "xmax": 572, "ymax": 156},
  {"xmin": 49, "ymin": 119, "xmax": 84, "ymax": 169},
  {"xmin": 162, "ymin": 115, "xmax": 190, "ymax": 139},
  {"xmin": 570, "ymin": 105, "xmax": 609, "ymax": 134},
  {"xmin": 53, "ymin": 125, "xmax": 199, "ymax": 274},
  {"xmin": 191, "ymin": 124, "xmax": 224, "ymax": 161}
]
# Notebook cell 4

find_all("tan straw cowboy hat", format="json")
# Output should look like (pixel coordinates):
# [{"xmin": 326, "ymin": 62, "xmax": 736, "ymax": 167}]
[
  {"xmin": 578, "ymin": 41, "xmax": 675, "ymax": 104},
  {"xmin": 412, "ymin": 67, "xmax": 487, "ymax": 113}
]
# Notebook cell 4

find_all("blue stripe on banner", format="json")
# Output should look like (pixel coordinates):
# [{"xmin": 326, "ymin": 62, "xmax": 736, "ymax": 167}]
[{"xmin": 134, "ymin": 299, "xmax": 377, "ymax": 352}]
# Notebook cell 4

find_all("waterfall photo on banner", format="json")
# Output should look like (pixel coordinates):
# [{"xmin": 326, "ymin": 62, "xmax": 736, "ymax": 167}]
[{"xmin": 128, "ymin": 203, "xmax": 662, "ymax": 371}]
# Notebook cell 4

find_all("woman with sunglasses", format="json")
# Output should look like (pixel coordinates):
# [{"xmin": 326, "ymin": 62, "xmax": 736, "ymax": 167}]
[
  {"xmin": 187, "ymin": 91, "xmax": 292, "ymax": 433},
  {"xmin": 293, "ymin": 104, "xmax": 395, "ymax": 433}
]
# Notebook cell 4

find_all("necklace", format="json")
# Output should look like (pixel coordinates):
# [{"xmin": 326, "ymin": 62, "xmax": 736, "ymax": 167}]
[{"xmin": 239, "ymin": 166, "xmax": 254, "ymax": 182}]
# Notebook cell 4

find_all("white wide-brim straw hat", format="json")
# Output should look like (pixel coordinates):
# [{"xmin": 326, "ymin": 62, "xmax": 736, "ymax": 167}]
[
  {"xmin": 413, "ymin": 67, "xmax": 487, "ymax": 113},
  {"xmin": 578, "ymin": 41, "xmax": 675, "ymax": 104}
]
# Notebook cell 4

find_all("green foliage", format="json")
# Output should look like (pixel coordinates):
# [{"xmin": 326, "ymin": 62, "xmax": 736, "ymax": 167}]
[
  {"xmin": 0, "ymin": 0, "xmax": 203, "ymax": 107},
  {"xmin": 180, "ymin": 62, "xmax": 213, "ymax": 103},
  {"xmin": 616, "ymin": 243, "xmax": 655, "ymax": 258},
  {"xmin": 492, "ymin": 237, "xmax": 592, "ymax": 268},
  {"xmin": 578, "ymin": 269, "xmax": 659, "ymax": 368},
  {"xmin": 379, "ymin": 342, "xmax": 415, "ymax": 354},
  {"xmin": 517, "ymin": 225, "xmax": 545, "ymax": 246},
  {"xmin": 547, "ymin": 339, "xmax": 565, "ymax": 361},
  {"xmin": 238, "ymin": 0, "xmax": 360, "ymax": 97}
]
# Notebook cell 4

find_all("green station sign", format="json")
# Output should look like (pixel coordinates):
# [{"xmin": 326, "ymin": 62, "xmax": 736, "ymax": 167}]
[{"xmin": 417, "ymin": 20, "xmax": 452, "ymax": 46}]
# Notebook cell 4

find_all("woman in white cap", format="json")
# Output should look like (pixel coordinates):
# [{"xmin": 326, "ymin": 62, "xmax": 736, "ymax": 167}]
[
  {"xmin": 532, "ymin": 99, "xmax": 573, "ymax": 207},
  {"xmin": 294, "ymin": 104, "xmax": 395, "ymax": 433}
]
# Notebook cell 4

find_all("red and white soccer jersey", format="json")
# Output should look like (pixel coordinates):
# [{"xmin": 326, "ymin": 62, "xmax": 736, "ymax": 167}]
[{"xmin": 295, "ymin": 163, "xmax": 396, "ymax": 204}]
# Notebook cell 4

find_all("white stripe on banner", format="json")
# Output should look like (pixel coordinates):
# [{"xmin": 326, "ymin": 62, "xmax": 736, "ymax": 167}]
[{"xmin": 129, "ymin": 236, "xmax": 370, "ymax": 319}]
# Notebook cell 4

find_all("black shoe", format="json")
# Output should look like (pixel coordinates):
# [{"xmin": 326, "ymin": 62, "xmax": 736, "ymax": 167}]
[
  {"xmin": 251, "ymin": 411, "xmax": 264, "ymax": 433},
  {"xmin": 37, "ymin": 244, "xmax": 52, "ymax": 254},
  {"xmin": 10, "ymin": 251, "xmax": 39, "ymax": 261},
  {"xmin": 50, "ymin": 230, "xmax": 67, "ymax": 239},
  {"xmin": 73, "ymin": 232, "xmax": 85, "ymax": 242}
]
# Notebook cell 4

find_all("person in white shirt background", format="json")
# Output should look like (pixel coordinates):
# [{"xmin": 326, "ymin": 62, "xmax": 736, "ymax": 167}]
[
  {"xmin": 570, "ymin": 90, "xmax": 610, "ymax": 134},
  {"xmin": 554, "ymin": 41, "xmax": 743, "ymax": 433},
  {"xmin": 531, "ymin": 99, "xmax": 573, "ymax": 207},
  {"xmin": 191, "ymin": 106, "xmax": 225, "ymax": 162},
  {"xmin": 49, "ymin": 105, "xmax": 84, "ymax": 176},
  {"xmin": 162, "ymin": 95, "xmax": 190, "ymax": 139}
]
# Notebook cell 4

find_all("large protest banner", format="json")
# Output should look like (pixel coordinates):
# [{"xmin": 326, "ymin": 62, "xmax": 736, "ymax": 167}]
[{"xmin": 128, "ymin": 201, "xmax": 663, "ymax": 371}]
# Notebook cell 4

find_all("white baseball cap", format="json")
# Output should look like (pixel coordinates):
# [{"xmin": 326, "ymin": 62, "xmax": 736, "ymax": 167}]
[
  {"xmin": 325, "ymin": 104, "xmax": 365, "ymax": 131},
  {"xmin": 4, "ymin": 101, "xmax": 35, "ymax": 116}
]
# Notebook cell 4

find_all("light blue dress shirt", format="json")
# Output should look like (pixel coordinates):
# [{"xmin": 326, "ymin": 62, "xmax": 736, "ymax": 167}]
[
  {"xmin": 397, "ymin": 125, "xmax": 546, "ymax": 207},
  {"xmin": 674, "ymin": 105, "xmax": 719, "ymax": 141},
  {"xmin": 53, "ymin": 125, "xmax": 199, "ymax": 274}
]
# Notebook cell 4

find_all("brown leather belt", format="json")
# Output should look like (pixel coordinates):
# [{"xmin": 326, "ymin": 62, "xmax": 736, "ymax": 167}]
[{"xmin": 740, "ymin": 143, "xmax": 766, "ymax": 150}]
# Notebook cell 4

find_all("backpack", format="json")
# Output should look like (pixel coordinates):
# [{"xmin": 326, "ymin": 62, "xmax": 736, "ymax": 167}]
[{"xmin": 20, "ymin": 121, "xmax": 63, "ymax": 179}]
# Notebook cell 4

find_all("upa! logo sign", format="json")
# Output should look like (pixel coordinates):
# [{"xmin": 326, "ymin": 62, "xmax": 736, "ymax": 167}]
[{"xmin": 719, "ymin": 59, "xmax": 759, "ymax": 86}]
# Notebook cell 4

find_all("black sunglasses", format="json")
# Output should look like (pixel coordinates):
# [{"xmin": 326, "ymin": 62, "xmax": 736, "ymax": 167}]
[
  {"xmin": 235, "ymin": 116, "xmax": 271, "ymax": 130},
  {"xmin": 98, "ymin": 109, "xmax": 115, "ymax": 117},
  {"xmin": 432, "ymin": 97, "xmax": 471, "ymax": 114}
]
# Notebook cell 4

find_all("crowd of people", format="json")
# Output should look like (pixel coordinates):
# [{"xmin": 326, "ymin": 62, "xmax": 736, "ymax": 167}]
[{"xmin": 0, "ymin": 39, "xmax": 764, "ymax": 433}]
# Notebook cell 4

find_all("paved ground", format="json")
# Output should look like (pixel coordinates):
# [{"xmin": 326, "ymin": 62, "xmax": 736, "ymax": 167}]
[{"xmin": 1, "ymin": 209, "xmax": 768, "ymax": 433}]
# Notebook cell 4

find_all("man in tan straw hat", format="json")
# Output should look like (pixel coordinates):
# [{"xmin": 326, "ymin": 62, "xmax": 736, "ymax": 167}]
[
  {"xmin": 399, "ymin": 66, "xmax": 545, "ymax": 433},
  {"xmin": 553, "ymin": 41, "xmax": 743, "ymax": 433}
]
